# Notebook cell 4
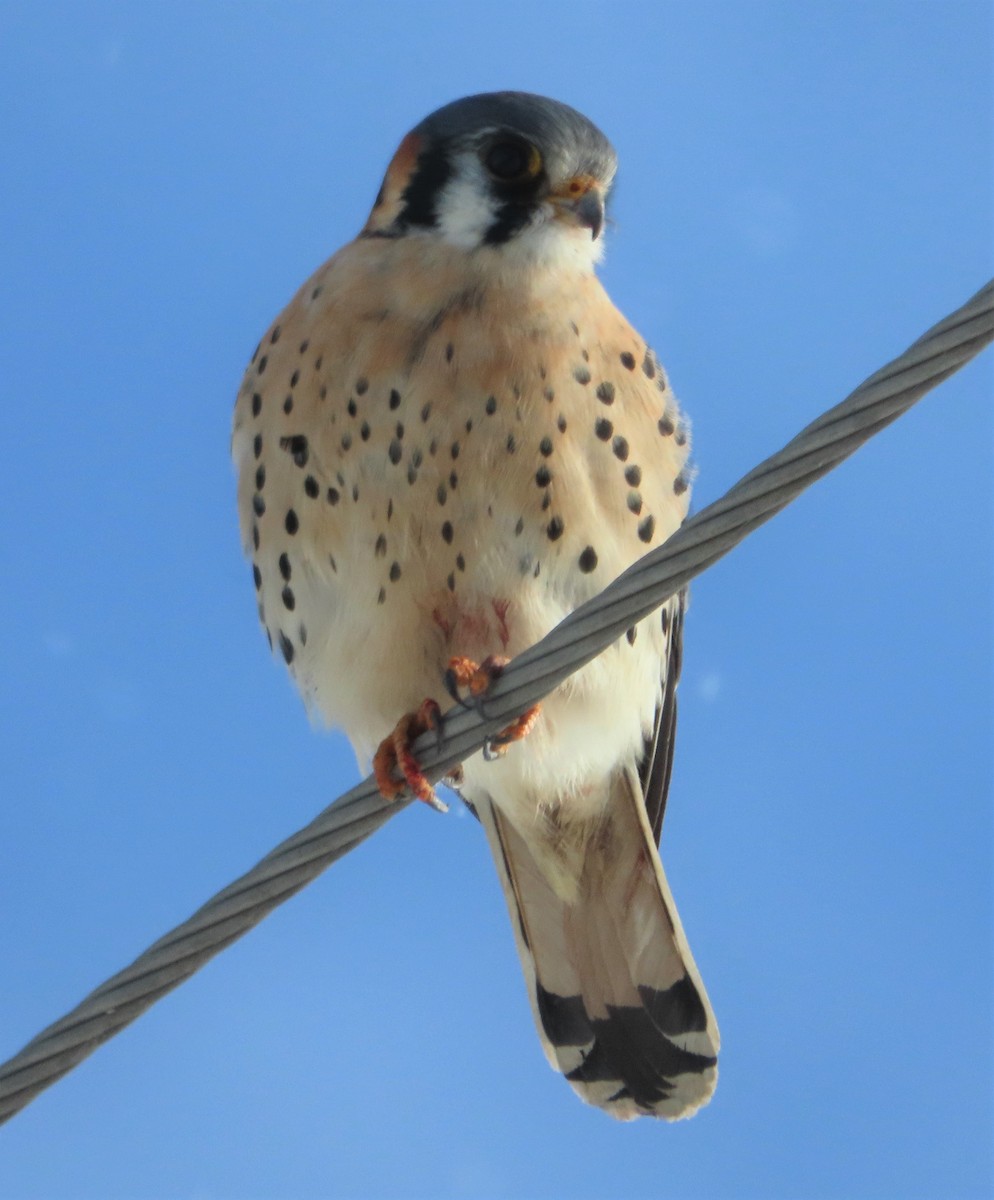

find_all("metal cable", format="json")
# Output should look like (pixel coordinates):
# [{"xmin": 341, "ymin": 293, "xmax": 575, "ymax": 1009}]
[{"xmin": 1, "ymin": 278, "xmax": 990, "ymax": 1125}]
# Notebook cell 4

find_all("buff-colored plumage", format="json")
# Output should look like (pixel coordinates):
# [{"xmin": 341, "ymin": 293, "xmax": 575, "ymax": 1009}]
[{"xmin": 233, "ymin": 92, "xmax": 718, "ymax": 1119}]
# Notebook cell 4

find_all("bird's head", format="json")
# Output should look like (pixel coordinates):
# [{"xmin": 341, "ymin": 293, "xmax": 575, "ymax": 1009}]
[{"xmin": 362, "ymin": 92, "xmax": 617, "ymax": 273}]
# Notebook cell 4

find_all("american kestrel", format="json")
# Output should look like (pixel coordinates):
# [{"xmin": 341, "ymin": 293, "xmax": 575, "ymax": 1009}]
[{"xmin": 233, "ymin": 92, "xmax": 718, "ymax": 1120}]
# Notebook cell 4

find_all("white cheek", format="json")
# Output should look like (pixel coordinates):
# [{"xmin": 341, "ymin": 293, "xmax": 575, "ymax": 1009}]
[
  {"xmin": 436, "ymin": 172, "xmax": 497, "ymax": 249},
  {"xmin": 434, "ymin": 165, "xmax": 605, "ymax": 273},
  {"xmin": 515, "ymin": 214, "xmax": 605, "ymax": 272}
]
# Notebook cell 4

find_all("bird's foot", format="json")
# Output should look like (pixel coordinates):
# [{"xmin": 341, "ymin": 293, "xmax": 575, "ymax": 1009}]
[
  {"xmin": 372, "ymin": 698, "xmax": 448, "ymax": 812},
  {"xmin": 444, "ymin": 655, "xmax": 541, "ymax": 762}
]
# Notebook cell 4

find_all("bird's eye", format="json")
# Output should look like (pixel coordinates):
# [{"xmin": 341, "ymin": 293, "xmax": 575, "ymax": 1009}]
[{"xmin": 483, "ymin": 138, "xmax": 542, "ymax": 184}]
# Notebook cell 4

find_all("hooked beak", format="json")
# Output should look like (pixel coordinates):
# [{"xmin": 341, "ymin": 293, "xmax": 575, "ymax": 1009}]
[{"xmin": 549, "ymin": 176, "xmax": 605, "ymax": 240}]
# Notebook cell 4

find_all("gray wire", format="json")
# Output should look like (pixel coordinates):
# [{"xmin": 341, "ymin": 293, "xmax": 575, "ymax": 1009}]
[{"xmin": 1, "ymin": 279, "xmax": 990, "ymax": 1126}]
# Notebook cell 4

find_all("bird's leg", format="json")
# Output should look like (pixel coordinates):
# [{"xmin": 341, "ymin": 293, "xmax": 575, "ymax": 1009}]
[
  {"xmin": 372, "ymin": 698, "xmax": 448, "ymax": 812},
  {"xmin": 444, "ymin": 655, "xmax": 541, "ymax": 761}
]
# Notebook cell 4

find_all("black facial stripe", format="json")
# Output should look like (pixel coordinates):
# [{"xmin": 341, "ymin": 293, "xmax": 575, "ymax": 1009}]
[
  {"xmin": 397, "ymin": 141, "xmax": 452, "ymax": 229},
  {"xmin": 484, "ymin": 200, "xmax": 534, "ymax": 245}
]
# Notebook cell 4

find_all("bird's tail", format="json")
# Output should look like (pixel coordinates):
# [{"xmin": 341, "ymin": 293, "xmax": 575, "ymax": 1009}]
[{"xmin": 476, "ymin": 769, "xmax": 719, "ymax": 1120}]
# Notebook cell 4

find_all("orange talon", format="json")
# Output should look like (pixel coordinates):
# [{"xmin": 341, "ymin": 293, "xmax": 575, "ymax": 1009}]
[
  {"xmin": 372, "ymin": 698, "xmax": 448, "ymax": 812},
  {"xmin": 444, "ymin": 654, "xmax": 541, "ymax": 759}
]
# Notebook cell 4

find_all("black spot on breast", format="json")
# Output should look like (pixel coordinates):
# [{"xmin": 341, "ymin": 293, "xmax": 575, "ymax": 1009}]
[
  {"xmin": 626, "ymin": 626, "xmax": 638, "ymax": 645},
  {"xmin": 253, "ymin": 433, "xmax": 263, "ymax": 458},
  {"xmin": 279, "ymin": 553, "xmax": 291, "ymax": 581},
  {"xmin": 437, "ymin": 483, "xmax": 447, "ymax": 506},
  {"xmin": 642, "ymin": 352, "xmax": 656, "ymax": 380},
  {"xmin": 535, "ymin": 466, "xmax": 552, "ymax": 487},
  {"xmin": 658, "ymin": 415, "xmax": 675, "ymax": 436},
  {"xmin": 298, "ymin": 340, "xmax": 309, "ymax": 354},
  {"xmin": 252, "ymin": 564, "xmax": 261, "ymax": 590},
  {"xmin": 251, "ymin": 393, "xmax": 262, "ymax": 417},
  {"xmin": 557, "ymin": 414, "xmax": 567, "ymax": 433},
  {"xmin": 620, "ymin": 351, "xmax": 636, "ymax": 371},
  {"xmin": 347, "ymin": 399, "xmax": 357, "ymax": 417},
  {"xmin": 360, "ymin": 421, "xmax": 371, "ymax": 441},
  {"xmin": 451, "ymin": 441, "xmax": 460, "ymax": 460},
  {"xmin": 539, "ymin": 436, "xmax": 553, "ymax": 457},
  {"xmin": 327, "ymin": 487, "xmax": 340, "ymax": 505},
  {"xmin": 506, "ymin": 434, "xmax": 517, "ymax": 454},
  {"xmin": 389, "ymin": 562, "xmax": 401, "ymax": 582},
  {"xmin": 252, "ymin": 494, "xmax": 265, "ymax": 517},
  {"xmin": 278, "ymin": 632, "xmax": 294, "ymax": 664},
  {"xmin": 304, "ymin": 476, "xmax": 319, "ymax": 499},
  {"xmin": 514, "ymin": 516, "xmax": 524, "ymax": 535},
  {"xmin": 547, "ymin": 516, "xmax": 565, "ymax": 541},
  {"xmin": 573, "ymin": 366, "xmax": 591, "ymax": 385},
  {"xmin": 442, "ymin": 521, "xmax": 453, "ymax": 544},
  {"xmin": 281, "ymin": 586, "xmax": 295, "ymax": 611},
  {"xmin": 625, "ymin": 464, "xmax": 642, "ymax": 486},
  {"xmin": 627, "ymin": 491, "xmax": 643, "ymax": 514},
  {"xmin": 270, "ymin": 325, "xmax": 281, "ymax": 344},
  {"xmin": 341, "ymin": 433, "xmax": 352, "ymax": 451},
  {"xmin": 389, "ymin": 389, "xmax": 401, "ymax": 410},
  {"xmin": 595, "ymin": 418, "xmax": 613, "ymax": 440},
  {"xmin": 596, "ymin": 381, "xmax": 615, "ymax": 405},
  {"xmin": 375, "ymin": 533, "xmax": 387, "ymax": 557},
  {"xmin": 257, "ymin": 355, "xmax": 268, "ymax": 375},
  {"xmin": 283, "ymin": 397, "xmax": 292, "ymax": 414},
  {"xmin": 447, "ymin": 572, "xmax": 456, "ymax": 592},
  {"xmin": 388, "ymin": 439, "xmax": 403, "ymax": 464},
  {"xmin": 279, "ymin": 434, "xmax": 309, "ymax": 467},
  {"xmin": 612, "ymin": 436, "xmax": 629, "ymax": 461},
  {"xmin": 255, "ymin": 465, "xmax": 266, "ymax": 489},
  {"xmin": 377, "ymin": 587, "xmax": 386, "ymax": 605},
  {"xmin": 421, "ymin": 402, "xmax": 432, "ymax": 422},
  {"xmin": 285, "ymin": 509, "xmax": 299, "ymax": 535},
  {"xmin": 395, "ymin": 422, "xmax": 405, "ymax": 440},
  {"xmin": 674, "ymin": 475, "xmax": 689, "ymax": 495},
  {"xmin": 290, "ymin": 369, "xmax": 300, "ymax": 388},
  {"xmin": 578, "ymin": 546, "xmax": 598, "ymax": 573},
  {"xmin": 449, "ymin": 471, "xmax": 458, "ymax": 490},
  {"xmin": 355, "ymin": 377, "xmax": 368, "ymax": 395},
  {"xmin": 543, "ymin": 387, "xmax": 555, "ymax": 403},
  {"xmin": 445, "ymin": 342, "xmax": 454, "ymax": 363},
  {"xmin": 456, "ymin": 553, "xmax": 465, "ymax": 572},
  {"xmin": 252, "ymin": 524, "xmax": 260, "ymax": 550},
  {"xmin": 637, "ymin": 515, "xmax": 655, "ymax": 543}
]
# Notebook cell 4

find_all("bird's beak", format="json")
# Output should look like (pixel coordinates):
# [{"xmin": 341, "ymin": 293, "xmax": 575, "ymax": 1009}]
[{"xmin": 549, "ymin": 176, "xmax": 605, "ymax": 240}]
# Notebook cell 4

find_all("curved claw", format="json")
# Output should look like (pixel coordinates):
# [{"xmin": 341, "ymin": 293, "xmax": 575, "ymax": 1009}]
[
  {"xmin": 372, "ymin": 698, "xmax": 448, "ymax": 812},
  {"xmin": 445, "ymin": 654, "xmax": 541, "ymax": 762}
]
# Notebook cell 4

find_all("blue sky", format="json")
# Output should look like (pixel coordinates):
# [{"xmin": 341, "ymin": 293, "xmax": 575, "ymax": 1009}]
[{"xmin": 0, "ymin": 2, "xmax": 990, "ymax": 1198}]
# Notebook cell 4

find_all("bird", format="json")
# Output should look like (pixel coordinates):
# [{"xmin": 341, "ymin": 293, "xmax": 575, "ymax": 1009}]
[{"xmin": 232, "ymin": 91, "xmax": 719, "ymax": 1120}]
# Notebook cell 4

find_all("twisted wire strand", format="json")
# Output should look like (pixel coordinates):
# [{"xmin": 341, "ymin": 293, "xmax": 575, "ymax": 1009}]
[{"xmin": 1, "ymin": 279, "xmax": 990, "ymax": 1125}]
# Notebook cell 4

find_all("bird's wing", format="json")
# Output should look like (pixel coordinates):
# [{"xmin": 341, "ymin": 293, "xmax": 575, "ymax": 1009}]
[{"xmin": 639, "ymin": 589, "xmax": 686, "ymax": 846}]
